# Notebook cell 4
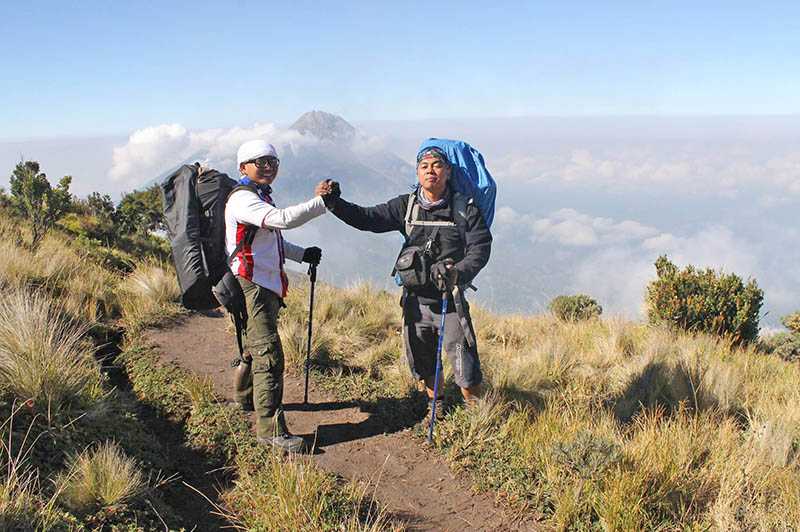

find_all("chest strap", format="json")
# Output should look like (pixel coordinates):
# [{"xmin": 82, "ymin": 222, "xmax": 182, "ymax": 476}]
[{"xmin": 404, "ymin": 192, "xmax": 456, "ymax": 237}]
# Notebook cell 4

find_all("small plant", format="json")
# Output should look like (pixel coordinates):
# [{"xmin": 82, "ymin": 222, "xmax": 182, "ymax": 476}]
[
  {"xmin": 645, "ymin": 255, "xmax": 763, "ymax": 344},
  {"xmin": 551, "ymin": 430, "xmax": 622, "ymax": 481},
  {"xmin": 56, "ymin": 441, "xmax": 146, "ymax": 515},
  {"xmin": 549, "ymin": 294, "xmax": 603, "ymax": 322}
]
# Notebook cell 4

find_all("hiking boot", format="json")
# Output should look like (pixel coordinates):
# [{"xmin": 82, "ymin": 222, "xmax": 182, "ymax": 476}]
[
  {"xmin": 258, "ymin": 433, "xmax": 304, "ymax": 453},
  {"xmin": 258, "ymin": 410, "xmax": 304, "ymax": 453}
]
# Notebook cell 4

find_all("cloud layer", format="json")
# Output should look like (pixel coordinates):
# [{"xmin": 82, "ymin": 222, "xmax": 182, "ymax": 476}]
[
  {"xmin": 493, "ymin": 144, "xmax": 800, "ymax": 200},
  {"xmin": 493, "ymin": 204, "xmax": 793, "ymax": 322}
]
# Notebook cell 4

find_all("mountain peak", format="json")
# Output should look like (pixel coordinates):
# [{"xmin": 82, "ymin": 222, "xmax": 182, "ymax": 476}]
[{"xmin": 290, "ymin": 110, "xmax": 356, "ymax": 143}]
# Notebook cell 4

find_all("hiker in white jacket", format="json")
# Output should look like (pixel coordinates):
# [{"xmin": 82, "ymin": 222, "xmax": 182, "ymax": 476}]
[{"xmin": 225, "ymin": 139, "xmax": 333, "ymax": 453}]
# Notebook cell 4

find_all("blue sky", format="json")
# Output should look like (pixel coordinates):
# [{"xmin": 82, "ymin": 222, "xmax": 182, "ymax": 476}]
[{"xmin": 2, "ymin": 1, "xmax": 799, "ymax": 139}]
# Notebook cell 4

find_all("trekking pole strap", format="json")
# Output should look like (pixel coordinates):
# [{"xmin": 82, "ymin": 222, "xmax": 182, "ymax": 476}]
[
  {"xmin": 450, "ymin": 285, "xmax": 476, "ymax": 347},
  {"xmin": 427, "ymin": 292, "xmax": 448, "ymax": 444},
  {"xmin": 303, "ymin": 264, "xmax": 317, "ymax": 404},
  {"xmin": 233, "ymin": 312, "xmax": 247, "ymax": 363}
]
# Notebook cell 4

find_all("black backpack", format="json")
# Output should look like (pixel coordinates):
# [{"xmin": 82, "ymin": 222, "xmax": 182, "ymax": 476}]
[
  {"xmin": 161, "ymin": 164, "xmax": 257, "ymax": 357},
  {"xmin": 161, "ymin": 164, "xmax": 239, "ymax": 308}
]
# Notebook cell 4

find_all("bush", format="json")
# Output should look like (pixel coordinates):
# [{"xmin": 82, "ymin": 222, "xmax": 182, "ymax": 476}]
[
  {"xmin": 645, "ymin": 255, "xmax": 763, "ymax": 344},
  {"xmin": 8, "ymin": 161, "xmax": 72, "ymax": 249},
  {"xmin": 549, "ymin": 294, "xmax": 603, "ymax": 322},
  {"xmin": 782, "ymin": 312, "xmax": 800, "ymax": 334},
  {"xmin": 766, "ymin": 332, "xmax": 800, "ymax": 362},
  {"xmin": 764, "ymin": 311, "xmax": 800, "ymax": 362}
]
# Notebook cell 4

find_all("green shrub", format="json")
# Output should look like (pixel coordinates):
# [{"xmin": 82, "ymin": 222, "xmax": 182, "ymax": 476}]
[
  {"xmin": 782, "ymin": 312, "xmax": 800, "ymax": 334},
  {"xmin": 549, "ymin": 294, "xmax": 603, "ymax": 322},
  {"xmin": 764, "ymin": 311, "xmax": 800, "ymax": 362},
  {"xmin": 765, "ymin": 332, "xmax": 800, "ymax": 362},
  {"xmin": 8, "ymin": 161, "xmax": 72, "ymax": 249},
  {"xmin": 645, "ymin": 255, "xmax": 763, "ymax": 344}
]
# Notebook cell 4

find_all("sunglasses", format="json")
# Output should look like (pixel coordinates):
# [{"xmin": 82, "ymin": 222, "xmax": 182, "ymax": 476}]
[{"xmin": 250, "ymin": 156, "xmax": 280, "ymax": 168}]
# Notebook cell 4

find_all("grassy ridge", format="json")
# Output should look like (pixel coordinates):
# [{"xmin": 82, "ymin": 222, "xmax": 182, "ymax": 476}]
[
  {"xmin": 3, "ymin": 205, "xmax": 798, "ymax": 529},
  {"xmin": 278, "ymin": 280, "xmax": 800, "ymax": 530}
]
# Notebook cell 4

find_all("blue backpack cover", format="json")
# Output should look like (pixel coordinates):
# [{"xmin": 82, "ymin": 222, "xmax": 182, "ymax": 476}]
[{"xmin": 417, "ymin": 138, "xmax": 496, "ymax": 228}]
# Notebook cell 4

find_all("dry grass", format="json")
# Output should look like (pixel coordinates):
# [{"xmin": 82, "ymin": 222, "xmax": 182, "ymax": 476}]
[
  {"xmin": 55, "ymin": 441, "xmax": 146, "ymax": 515},
  {"xmin": 0, "ymin": 234, "xmax": 120, "ymax": 323},
  {"xmin": 0, "ymin": 289, "xmax": 105, "ymax": 415},
  {"xmin": 118, "ymin": 259, "xmax": 183, "ymax": 330},
  {"xmin": 278, "ymin": 280, "xmax": 800, "ymax": 530},
  {"xmin": 0, "ymin": 407, "xmax": 64, "ymax": 530},
  {"xmin": 281, "ymin": 282, "xmax": 403, "ymax": 376},
  {"xmin": 222, "ymin": 448, "xmax": 400, "ymax": 532}
]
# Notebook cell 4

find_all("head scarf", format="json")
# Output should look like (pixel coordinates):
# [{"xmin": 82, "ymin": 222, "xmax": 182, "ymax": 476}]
[{"xmin": 416, "ymin": 146, "xmax": 450, "ymax": 166}]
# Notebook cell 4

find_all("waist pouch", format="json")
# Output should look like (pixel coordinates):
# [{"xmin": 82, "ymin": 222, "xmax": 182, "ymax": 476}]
[{"xmin": 393, "ymin": 245, "xmax": 430, "ymax": 289}]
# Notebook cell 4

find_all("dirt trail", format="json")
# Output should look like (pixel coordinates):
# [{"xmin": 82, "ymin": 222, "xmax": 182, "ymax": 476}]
[{"xmin": 145, "ymin": 311, "xmax": 535, "ymax": 531}]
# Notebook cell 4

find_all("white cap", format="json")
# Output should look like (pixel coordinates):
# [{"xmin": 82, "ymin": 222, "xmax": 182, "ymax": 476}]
[{"xmin": 237, "ymin": 139, "xmax": 278, "ymax": 167}]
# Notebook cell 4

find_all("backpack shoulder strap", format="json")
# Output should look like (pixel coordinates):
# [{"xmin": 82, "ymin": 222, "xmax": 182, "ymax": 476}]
[
  {"xmin": 225, "ymin": 183, "xmax": 260, "ymax": 266},
  {"xmin": 404, "ymin": 192, "xmax": 416, "ymax": 236},
  {"xmin": 227, "ymin": 183, "xmax": 259, "ymax": 202},
  {"xmin": 404, "ymin": 190, "xmax": 457, "ymax": 238},
  {"xmin": 451, "ymin": 194, "xmax": 470, "ymax": 244}
]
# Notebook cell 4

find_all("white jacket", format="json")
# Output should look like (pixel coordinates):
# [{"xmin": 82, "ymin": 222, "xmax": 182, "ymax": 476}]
[{"xmin": 225, "ymin": 189, "xmax": 326, "ymax": 297}]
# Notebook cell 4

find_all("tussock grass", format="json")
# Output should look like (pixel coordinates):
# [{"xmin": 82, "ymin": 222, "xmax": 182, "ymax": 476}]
[
  {"xmin": 0, "ymin": 289, "xmax": 104, "ymax": 414},
  {"xmin": 0, "ymin": 234, "xmax": 120, "ymax": 323},
  {"xmin": 223, "ymin": 449, "xmax": 398, "ymax": 532},
  {"xmin": 56, "ymin": 441, "xmax": 146, "ymax": 514},
  {"xmin": 118, "ymin": 259, "xmax": 182, "ymax": 330}
]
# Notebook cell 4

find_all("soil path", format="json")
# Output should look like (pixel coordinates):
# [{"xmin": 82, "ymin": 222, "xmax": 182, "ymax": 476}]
[{"xmin": 145, "ymin": 311, "xmax": 535, "ymax": 532}]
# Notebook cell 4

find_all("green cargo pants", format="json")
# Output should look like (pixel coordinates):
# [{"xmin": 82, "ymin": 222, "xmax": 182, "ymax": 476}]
[{"xmin": 235, "ymin": 277, "xmax": 285, "ymax": 439}]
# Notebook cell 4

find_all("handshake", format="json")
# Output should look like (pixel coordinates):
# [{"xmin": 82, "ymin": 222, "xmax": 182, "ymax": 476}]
[{"xmin": 314, "ymin": 179, "xmax": 341, "ymax": 209}]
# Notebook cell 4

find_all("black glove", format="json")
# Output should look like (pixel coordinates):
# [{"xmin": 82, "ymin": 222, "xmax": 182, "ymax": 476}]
[
  {"xmin": 322, "ymin": 180, "xmax": 341, "ymax": 209},
  {"xmin": 430, "ymin": 259, "xmax": 458, "ymax": 292},
  {"xmin": 302, "ymin": 246, "xmax": 322, "ymax": 265}
]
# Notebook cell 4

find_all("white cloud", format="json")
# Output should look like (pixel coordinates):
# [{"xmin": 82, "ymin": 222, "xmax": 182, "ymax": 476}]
[
  {"xmin": 642, "ymin": 226, "xmax": 758, "ymax": 275},
  {"xmin": 108, "ymin": 122, "xmax": 313, "ymax": 189},
  {"xmin": 497, "ymin": 206, "xmax": 660, "ymax": 248}
]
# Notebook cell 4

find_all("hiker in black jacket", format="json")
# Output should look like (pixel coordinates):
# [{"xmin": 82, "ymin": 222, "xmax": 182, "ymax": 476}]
[{"xmin": 322, "ymin": 146, "xmax": 491, "ymax": 419}]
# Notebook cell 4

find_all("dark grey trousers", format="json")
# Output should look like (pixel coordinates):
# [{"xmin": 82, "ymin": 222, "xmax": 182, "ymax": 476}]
[{"xmin": 402, "ymin": 293, "xmax": 482, "ymax": 389}]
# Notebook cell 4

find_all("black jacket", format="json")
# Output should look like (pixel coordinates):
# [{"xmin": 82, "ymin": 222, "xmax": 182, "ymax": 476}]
[{"xmin": 331, "ymin": 188, "xmax": 492, "ymax": 302}]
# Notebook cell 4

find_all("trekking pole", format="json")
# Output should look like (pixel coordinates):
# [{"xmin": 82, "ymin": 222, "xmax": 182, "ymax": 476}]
[
  {"xmin": 427, "ymin": 289, "xmax": 449, "ymax": 444},
  {"xmin": 303, "ymin": 263, "xmax": 317, "ymax": 405}
]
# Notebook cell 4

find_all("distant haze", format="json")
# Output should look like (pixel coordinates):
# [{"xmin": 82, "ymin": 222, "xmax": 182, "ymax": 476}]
[{"xmin": 1, "ymin": 112, "xmax": 797, "ymax": 327}]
